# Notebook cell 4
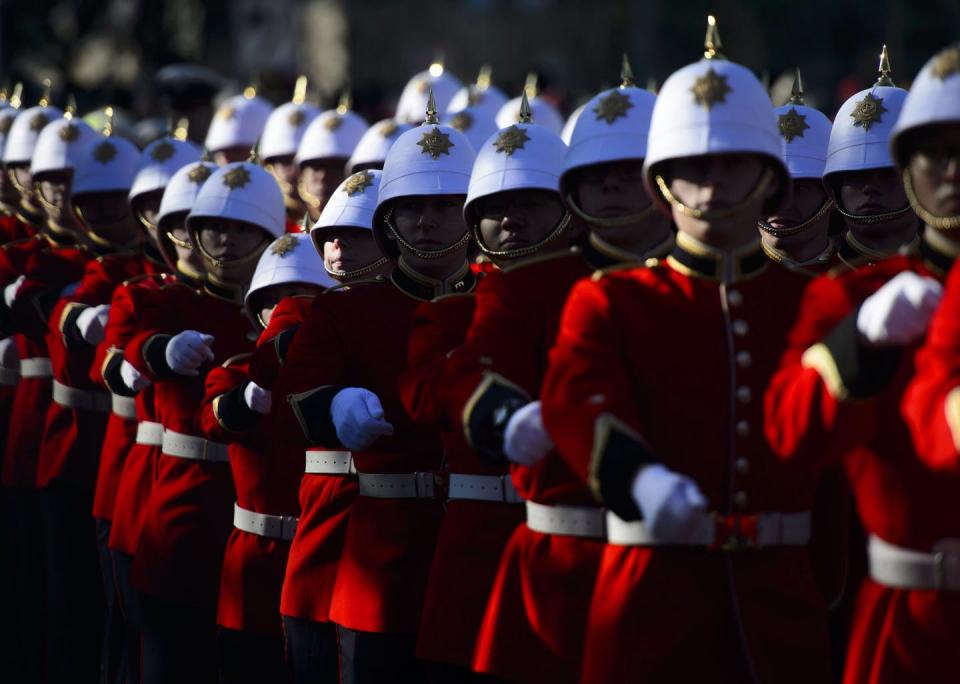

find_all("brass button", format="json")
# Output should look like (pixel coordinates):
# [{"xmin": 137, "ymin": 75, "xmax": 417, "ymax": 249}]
[
  {"xmin": 736, "ymin": 351, "xmax": 752, "ymax": 368},
  {"xmin": 736, "ymin": 458, "xmax": 749, "ymax": 474},
  {"xmin": 733, "ymin": 320, "xmax": 749, "ymax": 337},
  {"xmin": 737, "ymin": 386, "xmax": 751, "ymax": 403},
  {"xmin": 728, "ymin": 290, "xmax": 743, "ymax": 307},
  {"xmin": 734, "ymin": 491, "xmax": 747, "ymax": 508},
  {"xmin": 736, "ymin": 420, "xmax": 750, "ymax": 437}
]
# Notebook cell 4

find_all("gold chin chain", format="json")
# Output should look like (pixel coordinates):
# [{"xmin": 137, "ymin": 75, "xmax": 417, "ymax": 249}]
[
  {"xmin": 833, "ymin": 198, "xmax": 913, "ymax": 225},
  {"xmin": 758, "ymin": 197, "xmax": 835, "ymax": 237},
  {"xmin": 761, "ymin": 237, "xmax": 833, "ymax": 273},
  {"xmin": 565, "ymin": 193, "xmax": 660, "ymax": 227},
  {"xmin": 324, "ymin": 256, "xmax": 390, "ymax": 281},
  {"xmin": 191, "ymin": 230, "xmax": 269, "ymax": 269},
  {"xmin": 297, "ymin": 178, "xmax": 322, "ymax": 210},
  {"xmin": 655, "ymin": 167, "xmax": 774, "ymax": 221},
  {"xmin": 383, "ymin": 207, "xmax": 471, "ymax": 260},
  {"xmin": 902, "ymin": 168, "xmax": 960, "ymax": 231},
  {"xmin": 472, "ymin": 211, "xmax": 572, "ymax": 260}
]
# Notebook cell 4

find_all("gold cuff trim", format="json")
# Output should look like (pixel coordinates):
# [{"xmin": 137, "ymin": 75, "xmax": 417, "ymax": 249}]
[
  {"xmin": 801, "ymin": 343, "xmax": 849, "ymax": 401},
  {"xmin": 142, "ymin": 334, "xmax": 167, "ymax": 377},
  {"xmin": 589, "ymin": 413, "xmax": 644, "ymax": 502},
  {"xmin": 460, "ymin": 371, "xmax": 531, "ymax": 450},
  {"xmin": 58, "ymin": 301, "xmax": 87, "ymax": 342},
  {"xmin": 945, "ymin": 386, "xmax": 960, "ymax": 455}
]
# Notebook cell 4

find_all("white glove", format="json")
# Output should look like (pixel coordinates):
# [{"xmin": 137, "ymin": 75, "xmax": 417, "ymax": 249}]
[
  {"xmin": 76, "ymin": 304, "xmax": 110, "ymax": 345},
  {"xmin": 4, "ymin": 275, "xmax": 25, "ymax": 307},
  {"xmin": 857, "ymin": 271, "xmax": 944, "ymax": 347},
  {"xmin": 164, "ymin": 330, "xmax": 215, "ymax": 376},
  {"xmin": 0, "ymin": 336, "xmax": 17, "ymax": 369},
  {"xmin": 120, "ymin": 359, "xmax": 151, "ymax": 391},
  {"xmin": 631, "ymin": 464, "xmax": 708, "ymax": 543},
  {"xmin": 330, "ymin": 387, "xmax": 394, "ymax": 450},
  {"xmin": 243, "ymin": 380, "xmax": 272, "ymax": 414},
  {"xmin": 503, "ymin": 401, "xmax": 554, "ymax": 466}
]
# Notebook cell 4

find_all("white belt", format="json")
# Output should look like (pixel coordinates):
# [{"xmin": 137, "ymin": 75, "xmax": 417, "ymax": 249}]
[
  {"xmin": 525, "ymin": 501, "xmax": 812, "ymax": 548},
  {"xmin": 52, "ymin": 379, "xmax": 112, "ymax": 413},
  {"xmin": 448, "ymin": 473, "xmax": 523, "ymax": 504},
  {"xmin": 111, "ymin": 394, "xmax": 137, "ymax": 419},
  {"xmin": 357, "ymin": 471, "xmax": 440, "ymax": 499},
  {"xmin": 20, "ymin": 357, "xmax": 52, "ymax": 378},
  {"xmin": 233, "ymin": 503, "xmax": 298, "ymax": 541},
  {"xmin": 869, "ymin": 535, "xmax": 960, "ymax": 591},
  {"xmin": 0, "ymin": 366, "xmax": 18, "ymax": 385},
  {"xmin": 161, "ymin": 430, "xmax": 229, "ymax": 463},
  {"xmin": 304, "ymin": 450, "xmax": 356, "ymax": 475},
  {"xmin": 135, "ymin": 421, "xmax": 163, "ymax": 446}
]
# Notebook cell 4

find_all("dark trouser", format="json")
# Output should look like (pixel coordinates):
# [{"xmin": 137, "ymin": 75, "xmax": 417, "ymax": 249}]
[
  {"xmin": 282, "ymin": 616, "xmax": 339, "ymax": 684},
  {"xmin": 217, "ymin": 626, "xmax": 290, "ymax": 684},
  {"xmin": 421, "ymin": 660, "xmax": 509, "ymax": 684},
  {"xmin": 336, "ymin": 625, "xmax": 423, "ymax": 684},
  {"xmin": 140, "ymin": 593, "xmax": 217, "ymax": 684},
  {"xmin": 2, "ymin": 487, "xmax": 45, "ymax": 682},
  {"xmin": 111, "ymin": 550, "xmax": 141, "ymax": 684},
  {"xmin": 95, "ymin": 518, "xmax": 123, "ymax": 684},
  {"xmin": 40, "ymin": 481, "xmax": 104, "ymax": 683}
]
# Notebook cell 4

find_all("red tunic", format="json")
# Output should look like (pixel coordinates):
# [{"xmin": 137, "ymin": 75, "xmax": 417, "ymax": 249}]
[
  {"xmin": 765, "ymin": 246, "xmax": 959, "ymax": 684},
  {"xmin": 37, "ymin": 253, "xmax": 150, "ymax": 491},
  {"xmin": 274, "ymin": 267, "xmax": 471, "ymax": 634},
  {"xmin": 200, "ymin": 353, "xmax": 302, "ymax": 636},
  {"xmin": 128, "ymin": 285, "xmax": 254, "ymax": 610},
  {"xmin": 542, "ymin": 239, "xmax": 831, "ymax": 683},
  {"xmin": 399, "ymin": 291, "xmax": 525, "ymax": 667}
]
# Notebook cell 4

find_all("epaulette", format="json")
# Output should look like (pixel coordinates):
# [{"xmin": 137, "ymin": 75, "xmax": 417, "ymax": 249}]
[
  {"xmin": 121, "ymin": 272, "xmax": 171, "ymax": 288},
  {"xmin": 499, "ymin": 245, "xmax": 582, "ymax": 275},
  {"xmin": 1, "ymin": 235, "xmax": 39, "ymax": 251},
  {"xmin": 221, "ymin": 352, "xmax": 253, "ymax": 369},
  {"xmin": 322, "ymin": 274, "xmax": 388, "ymax": 294},
  {"xmin": 591, "ymin": 261, "xmax": 642, "ymax": 282}
]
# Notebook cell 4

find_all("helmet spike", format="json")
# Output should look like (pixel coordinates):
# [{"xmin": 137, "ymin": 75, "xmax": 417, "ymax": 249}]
[
  {"xmin": 337, "ymin": 89, "xmax": 352, "ymax": 115},
  {"xmin": 424, "ymin": 88, "xmax": 440, "ymax": 125},
  {"xmin": 38, "ymin": 78, "xmax": 52, "ymax": 107},
  {"xmin": 876, "ymin": 44, "xmax": 895, "ymax": 86},
  {"xmin": 704, "ymin": 15, "xmax": 725, "ymax": 60},
  {"xmin": 173, "ymin": 117, "xmax": 189, "ymax": 141},
  {"xmin": 789, "ymin": 68, "xmax": 805, "ymax": 105},
  {"xmin": 64, "ymin": 94, "xmax": 77, "ymax": 120},
  {"xmin": 476, "ymin": 65, "xmax": 493, "ymax": 91},
  {"xmin": 524, "ymin": 72, "xmax": 538, "ymax": 99},
  {"xmin": 518, "ymin": 91, "xmax": 533, "ymax": 124},
  {"xmin": 292, "ymin": 75, "xmax": 308, "ymax": 105},
  {"xmin": 103, "ymin": 106, "xmax": 115, "ymax": 136},
  {"xmin": 620, "ymin": 53, "xmax": 636, "ymax": 88},
  {"xmin": 10, "ymin": 83, "xmax": 23, "ymax": 109}
]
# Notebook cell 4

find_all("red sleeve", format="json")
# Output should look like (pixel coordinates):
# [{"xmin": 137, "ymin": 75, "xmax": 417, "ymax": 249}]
[
  {"xmin": 249, "ymin": 294, "xmax": 312, "ymax": 390},
  {"xmin": 10, "ymin": 248, "xmax": 88, "ymax": 340},
  {"xmin": 199, "ymin": 363, "xmax": 250, "ymax": 442}
]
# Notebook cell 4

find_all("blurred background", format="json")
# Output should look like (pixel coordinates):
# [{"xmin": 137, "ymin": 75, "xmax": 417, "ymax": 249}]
[{"xmin": 0, "ymin": 0, "xmax": 958, "ymax": 143}]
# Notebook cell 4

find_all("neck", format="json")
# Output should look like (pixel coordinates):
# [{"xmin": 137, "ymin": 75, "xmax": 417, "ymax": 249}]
[
  {"xmin": 591, "ymin": 223, "xmax": 675, "ymax": 260},
  {"xmin": 847, "ymin": 218, "xmax": 918, "ymax": 253},
  {"xmin": 762, "ymin": 226, "xmax": 832, "ymax": 265}
]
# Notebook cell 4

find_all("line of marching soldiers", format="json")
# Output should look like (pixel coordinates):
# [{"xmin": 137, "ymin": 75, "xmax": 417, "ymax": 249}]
[{"xmin": 1, "ymin": 16, "xmax": 960, "ymax": 684}]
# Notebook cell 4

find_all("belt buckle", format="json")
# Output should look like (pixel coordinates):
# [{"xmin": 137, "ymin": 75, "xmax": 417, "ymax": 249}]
[
  {"xmin": 201, "ymin": 439, "xmax": 211, "ymax": 461},
  {"xmin": 711, "ymin": 513, "xmax": 758, "ymax": 552}
]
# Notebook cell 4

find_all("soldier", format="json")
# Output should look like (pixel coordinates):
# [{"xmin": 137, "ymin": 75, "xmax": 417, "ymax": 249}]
[
  {"xmin": 123, "ymin": 160, "xmax": 282, "ymax": 683},
  {"xmin": 826, "ymin": 47, "xmax": 918, "ymax": 270},
  {"xmin": 759, "ymin": 70, "xmax": 837, "ymax": 271},
  {"xmin": 0, "ymin": 85, "xmax": 32, "ymax": 242},
  {"xmin": 446, "ymin": 65, "xmax": 508, "ymax": 121},
  {"xmin": 258, "ymin": 77, "xmax": 320, "ymax": 232},
  {"xmin": 295, "ymin": 94, "xmax": 368, "ymax": 223},
  {"xmin": 200, "ymin": 232, "xmax": 332, "ymax": 683},
  {"xmin": 561, "ymin": 55, "xmax": 674, "ymax": 268},
  {"xmin": 541, "ymin": 18, "xmax": 833, "ymax": 682},
  {"xmin": 273, "ymin": 94, "xmax": 477, "ymax": 682},
  {"xmin": 346, "ymin": 119, "xmax": 413, "ymax": 175},
  {"xmin": 400, "ymin": 93, "xmax": 574, "ymax": 680},
  {"xmin": 205, "ymin": 88, "xmax": 272, "ymax": 166},
  {"xmin": 495, "ymin": 74, "xmax": 564, "ymax": 134}
]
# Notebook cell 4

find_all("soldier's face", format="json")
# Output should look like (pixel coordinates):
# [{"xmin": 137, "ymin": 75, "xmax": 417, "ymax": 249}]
[
  {"xmin": 163, "ymin": 215, "xmax": 204, "ymax": 273},
  {"xmin": 322, "ymin": 228, "xmax": 382, "ymax": 274},
  {"xmin": 907, "ymin": 123, "xmax": 960, "ymax": 218},
  {"xmin": 300, "ymin": 158, "xmax": 348, "ymax": 215},
  {"xmin": 390, "ymin": 195, "xmax": 466, "ymax": 252},
  {"xmin": 837, "ymin": 168, "xmax": 908, "ymax": 215},
  {"xmin": 663, "ymin": 153, "xmax": 775, "ymax": 247},
  {"xmin": 212, "ymin": 146, "xmax": 251, "ymax": 166},
  {"xmin": 266, "ymin": 155, "xmax": 301, "ymax": 202},
  {"xmin": 74, "ymin": 191, "xmax": 141, "ymax": 245},
  {"xmin": 476, "ymin": 189, "xmax": 565, "ymax": 253},
  {"xmin": 0, "ymin": 164, "xmax": 19, "ymax": 208},
  {"xmin": 573, "ymin": 160, "xmax": 650, "ymax": 216},
  {"xmin": 132, "ymin": 191, "xmax": 163, "ymax": 245},
  {"xmin": 764, "ymin": 179, "xmax": 830, "ymax": 232},
  {"xmin": 256, "ymin": 283, "xmax": 324, "ymax": 327},
  {"xmin": 197, "ymin": 219, "xmax": 268, "ymax": 261}
]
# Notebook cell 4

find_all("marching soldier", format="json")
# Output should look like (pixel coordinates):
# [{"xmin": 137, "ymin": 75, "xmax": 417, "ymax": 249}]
[
  {"xmin": 274, "ymin": 94, "xmax": 477, "ymax": 682},
  {"xmin": 205, "ymin": 88, "xmax": 272, "ymax": 166},
  {"xmin": 295, "ymin": 94, "xmax": 368, "ymax": 223},
  {"xmin": 258, "ymin": 77, "xmax": 320, "ymax": 231},
  {"xmin": 541, "ymin": 18, "xmax": 833, "ymax": 682}
]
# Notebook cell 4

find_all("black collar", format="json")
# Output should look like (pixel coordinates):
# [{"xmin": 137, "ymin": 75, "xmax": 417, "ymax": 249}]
[
  {"xmin": 919, "ymin": 228, "xmax": 960, "ymax": 278},
  {"xmin": 391, "ymin": 258, "xmax": 477, "ymax": 301},
  {"xmin": 666, "ymin": 233, "xmax": 767, "ymax": 283},
  {"xmin": 580, "ymin": 231, "xmax": 675, "ymax": 271}
]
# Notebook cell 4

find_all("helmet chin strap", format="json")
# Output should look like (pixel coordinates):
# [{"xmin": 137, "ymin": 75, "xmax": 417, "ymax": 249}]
[
  {"xmin": 323, "ymin": 256, "xmax": 390, "ymax": 281},
  {"xmin": 757, "ymin": 197, "xmax": 835, "ymax": 237},
  {"xmin": 655, "ymin": 167, "xmax": 774, "ymax": 222},
  {"xmin": 470, "ymin": 210, "xmax": 572, "ymax": 260},
  {"xmin": 565, "ymin": 193, "xmax": 660, "ymax": 227},
  {"xmin": 192, "ymin": 231, "xmax": 269, "ymax": 270},
  {"xmin": 383, "ymin": 206, "xmax": 471, "ymax": 260},
  {"xmin": 297, "ymin": 178, "xmax": 322, "ymax": 210},
  {"xmin": 833, "ymin": 196, "xmax": 913, "ymax": 225},
  {"xmin": 902, "ymin": 168, "xmax": 960, "ymax": 231}
]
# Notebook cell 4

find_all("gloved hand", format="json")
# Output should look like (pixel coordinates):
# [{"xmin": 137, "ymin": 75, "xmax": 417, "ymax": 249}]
[
  {"xmin": 120, "ymin": 360, "xmax": 151, "ymax": 392},
  {"xmin": 76, "ymin": 304, "xmax": 111, "ymax": 344},
  {"xmin": 243, "ymin": 380, "xmax": 272, "ymax": 414},
  {"xmin": 4, "ymin": 275, "xmax": 25, "ymax": 307},
  {"xmin": 164, "ymin": 330, "xmax": 215, "ymax": 376},
  {"xmin": 857, "ymin": 271, "xmax": 943, "ymax": 347},
  {"xmin": 503, "ymin": 401, "xmax": 554, "ymax": 466},
  {"xmin": 0, "ymin": 336, "xmax": 17, "ymax": 369},
  {"xmin": 631, "ymin": 464, "xmax": 708, "ymax": 543},
  {"xmin": 330, "ymin": 387, "xmax": 394, "ymax": 450}
]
